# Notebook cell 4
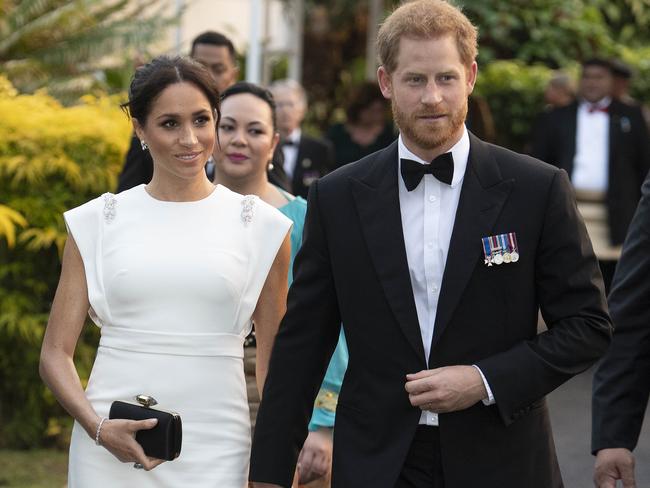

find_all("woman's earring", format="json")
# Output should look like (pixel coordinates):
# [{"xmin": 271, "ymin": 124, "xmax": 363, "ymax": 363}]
[
  {"xmin": 268, "ymin": 160, "xmax": 274, "ymax": 171},
  {"xmin": 140, "ymin": 140, "xmax": 148, "ymax": 151}
]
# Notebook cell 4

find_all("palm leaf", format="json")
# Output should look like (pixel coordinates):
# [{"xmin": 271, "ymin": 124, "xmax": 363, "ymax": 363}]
[
  {"xmin": 0, "ymin": 204, "xmax": 28, "ymax": 248},
  {"xmin": 0, "ymin": 0, "xmax": 100, "ymax": 57},
  {"xmin": 19, "ymin": 226, "xmax": 66, "ymax": 253}
]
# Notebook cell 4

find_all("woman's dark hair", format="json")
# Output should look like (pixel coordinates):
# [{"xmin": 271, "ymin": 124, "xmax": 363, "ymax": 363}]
[
  {"xmin": 121, "ymin": 56, "xmax": 220, "ymax": 125},
  {"xmin": 345, "ymin": 81, "xmax": 387, "ymax": 124},
  {"xmin": 220, "ymin": 82, "xmax": 278, "ymax": 132}
]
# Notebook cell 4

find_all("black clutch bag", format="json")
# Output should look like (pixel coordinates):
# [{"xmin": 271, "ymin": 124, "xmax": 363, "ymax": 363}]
[{"xmin": 109, "ymin": 394, "xmax": 182, "ymax": 461}]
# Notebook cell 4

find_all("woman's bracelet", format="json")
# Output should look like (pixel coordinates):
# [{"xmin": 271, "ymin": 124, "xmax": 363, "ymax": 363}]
[{"xmin": 95, "ymin": 417, "xmax": 108, "ymax": 446}]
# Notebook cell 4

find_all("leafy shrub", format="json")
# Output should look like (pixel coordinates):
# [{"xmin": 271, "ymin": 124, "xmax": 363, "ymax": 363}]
[
  {"xmin": 474, "ymin": 60, "xmax": 556, "ymax": 152},
  {"xmin": 0, "ymin": 77, "xmax": 130, "ymax": 448}
]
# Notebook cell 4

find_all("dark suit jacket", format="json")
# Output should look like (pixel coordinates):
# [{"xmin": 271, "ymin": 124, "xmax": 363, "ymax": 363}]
[
  {"xmin": 250, "ymin": 134, "xmax": 612, "ymax": 488},
  {"xmin": 530, "ymin": 100, "xmax": 650, "ymax": 245},
  {"xmin": 272, "ymin": 134, "xmax": 334, "ymax": 198},
  {"xmin": 592, "ymin": 171, "xmax": 650, "ymax": 454},
  {"xmin": 117, "ymin": 135, "xmax": 153, "ymax": 192}
]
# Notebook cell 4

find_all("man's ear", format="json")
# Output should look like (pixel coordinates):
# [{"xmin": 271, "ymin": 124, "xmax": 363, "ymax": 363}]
[
  {"xmin": 466, "ymin": 61, "xmax": 478, "ymax": 94},
  {"xmin": 377, "ymin": 66, "xmax": 393, "ymax": 99}
]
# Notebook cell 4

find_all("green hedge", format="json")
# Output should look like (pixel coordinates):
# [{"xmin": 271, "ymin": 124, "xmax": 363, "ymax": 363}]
[
  {"xmin": 0, "ymin": 78, "xmax": 130, "ymax": 448},
  {"xmin": 474, "ymin": 60, "xmax": 555, "ymax": 152}
]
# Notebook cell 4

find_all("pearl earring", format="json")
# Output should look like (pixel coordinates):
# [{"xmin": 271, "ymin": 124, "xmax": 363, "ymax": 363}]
[{"xmin": 140, "ymin": 140, "xmax": 148, "ymax": 150}]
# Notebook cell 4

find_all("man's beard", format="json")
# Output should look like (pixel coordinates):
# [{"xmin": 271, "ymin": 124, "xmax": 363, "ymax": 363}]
[{"xmin": 392, "ymin": 99, "xmax": 468, "ymax": 151}]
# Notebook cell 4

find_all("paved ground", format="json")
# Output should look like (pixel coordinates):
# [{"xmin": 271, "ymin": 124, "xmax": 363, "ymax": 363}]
[{"xmin": 548, "ymin": 367, "xmax": 650, "ymax": 488}]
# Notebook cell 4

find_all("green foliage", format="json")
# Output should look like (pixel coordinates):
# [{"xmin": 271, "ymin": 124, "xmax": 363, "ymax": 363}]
[
  {"xmin": 461, "ymin": 0, "xmax": 650, "ymax": 67},
  {"xmin": 0, "ymin": 0, "xmax": 178, "ymax": 101},
  {"xmin": 474, "ymin": 61, "xmax": 556, "ymax": 151},
  {"xmin": 619, "ymin": 45, "xmax": 650, "ymax": 102},
  {"xmin": 0, "ymin": 77, "xmax": 130, "ymax": 448}
]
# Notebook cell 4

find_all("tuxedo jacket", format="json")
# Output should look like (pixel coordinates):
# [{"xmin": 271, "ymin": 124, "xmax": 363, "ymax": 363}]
[
  {"xmin": 530, "ymin": 100, "xmax": 650, "ymax": 245},
  {"xmin": 250, "ymin": 134, "xmax": 612, "ymax": 488},
  {"xmin": 592, "ymin": 172, "xmax": 650, "ymax": 454},
  {"xmin": 274, "ymin": 134, "xmax": 335, "ymax": 199}
]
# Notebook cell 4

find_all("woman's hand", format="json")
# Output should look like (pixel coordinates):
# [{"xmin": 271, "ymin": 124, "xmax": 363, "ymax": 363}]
[
  {"xmin": 297, "ymin": 428, "xmax": 333, "ymax": 484},
  {"xmin": 98, "ymin": 418, "xmax": 165, "ymax": 471}
]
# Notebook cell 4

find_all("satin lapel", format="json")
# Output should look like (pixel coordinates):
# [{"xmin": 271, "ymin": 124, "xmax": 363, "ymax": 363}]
[
  {"xmin": 350, "ymin": 142, "xmax": 426, "ymax": 364},
  {"xmin": 430, "ymin": 134, "xmax": 514, "ymax": 357}
]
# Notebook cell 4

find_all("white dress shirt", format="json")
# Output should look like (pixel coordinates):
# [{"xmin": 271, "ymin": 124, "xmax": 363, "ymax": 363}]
[
  {"xmin": 281, "ymin": 128, "xmax": 301, "ymax": 179},
  {"xmin": 397, "ymin": 127, "xmax": 494, "ymax": 426},
  {"xmin": 572, "ymin": 98, "xmax": 610, "ymax": 192}
]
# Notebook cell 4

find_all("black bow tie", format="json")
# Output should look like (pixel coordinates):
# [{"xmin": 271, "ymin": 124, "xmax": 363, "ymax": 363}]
[
  {"xmin": 400, "ymin": 153, "xmax": 454, "ymax": 191},
  {"xmin": 281, "ymin": 139, "xmax": 297, "ymax": 147}
]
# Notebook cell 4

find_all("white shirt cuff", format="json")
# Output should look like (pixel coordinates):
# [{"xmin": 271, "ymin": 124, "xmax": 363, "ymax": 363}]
[{"xmin": 473, "ymin": 365, "xmax": 496, "ymax": 405}]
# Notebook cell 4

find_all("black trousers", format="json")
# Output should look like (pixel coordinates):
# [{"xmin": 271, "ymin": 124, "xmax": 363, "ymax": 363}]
[{"xmin": 395, "ymin": 426, "xmax": 445, "ymax": 488}]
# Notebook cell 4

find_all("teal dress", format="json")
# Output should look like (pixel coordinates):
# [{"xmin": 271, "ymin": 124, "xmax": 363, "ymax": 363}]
[{"xmin": 277, "ymin": 190, "xmax": 348, "ymax": 431}]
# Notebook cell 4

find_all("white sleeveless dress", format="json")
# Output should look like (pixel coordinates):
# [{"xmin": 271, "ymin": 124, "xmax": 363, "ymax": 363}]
[{"xmin": 64, "ymin": 184, "xmax": 292, "ymax": 487}]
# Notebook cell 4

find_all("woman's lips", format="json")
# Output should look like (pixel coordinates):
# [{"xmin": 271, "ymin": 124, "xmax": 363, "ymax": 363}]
[
  {"xmin": 227, "ymin": 153, "xmax": 248, "ymax": 162},
  {"xmin": 174, "ymin": 151, "xmax": 202, "ymax": 162}
]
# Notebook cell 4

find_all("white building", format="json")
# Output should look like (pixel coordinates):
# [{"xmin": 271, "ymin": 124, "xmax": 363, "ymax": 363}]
[{"xmin": 163, "ymin": 0, "xmax": 304, "ymax": 83}]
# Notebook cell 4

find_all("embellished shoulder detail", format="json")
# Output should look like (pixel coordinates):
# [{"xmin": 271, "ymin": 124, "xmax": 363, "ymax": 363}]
[
  {"xmin": 102, "ymin": 192, "xmax": 117, "ymax": 224},
  {"xmin": 240, "ymin": 195, "xmax": 258, "ymax": 226}
]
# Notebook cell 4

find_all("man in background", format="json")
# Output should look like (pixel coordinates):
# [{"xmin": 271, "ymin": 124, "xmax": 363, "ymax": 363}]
[
  {"xmin": 117, "ymin": 31, "xmax": 239, "ymax": 192},
  {"xmin": 269, "ymin": 79, "xmax": 334, "ymax": 199},
  {"xmin": 531, "ymin": 58, "xmax": 650, "ymax": 291}
]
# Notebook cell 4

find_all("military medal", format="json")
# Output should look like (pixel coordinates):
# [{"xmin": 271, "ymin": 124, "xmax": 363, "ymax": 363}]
[
  {"xmin": 482, "ymin": 237, "xmax": 493, "ymax": 266},
  {"xmin": 508, "ymin": 232, "xmax": 519, "ymax": 262},
  {"xmin": 500, "ymin": 234, "xmax": 512, "ymax": 263},
  {"xmin": 490, "ymin": 236, "xmax": 503, "ymax": 265},
  {"xmin": 483, "ymin": 232, "xmax": 519, "ymax": 267}
]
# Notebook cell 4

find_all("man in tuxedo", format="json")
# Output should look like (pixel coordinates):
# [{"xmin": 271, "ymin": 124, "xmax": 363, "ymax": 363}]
[
  {"xmin": 117, "ymin": 31, "xmax": 239, "ymax": 192},
  {"xmin": 250, "ymin": 1, "xmax": 611, "ymax": 487},
  {"xmin": 531, "ymin": 58, "xmax": 650, "ymax": 291},
  {"xmin": 592, "ymin": 172, "xmax": 650, "ymax": 488},
  {"xmin": 269, "ymin": 79, "xmax": 334, "ymax": 198}
]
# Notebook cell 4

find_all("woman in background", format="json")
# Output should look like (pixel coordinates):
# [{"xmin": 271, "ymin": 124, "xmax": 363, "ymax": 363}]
[
  {"xmin": 326, "ymin": 81, "xmax": 395, "ymax": 168},
  {"xmin": 213, "ymin": 82, "xmax": 348, "ymax": 487}
]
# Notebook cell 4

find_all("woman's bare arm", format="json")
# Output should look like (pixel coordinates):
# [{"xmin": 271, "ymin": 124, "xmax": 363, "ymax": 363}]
[
  {"xmin": 252, "ymin": 232, "xmax": 291, "ymax": 396},
  {"xmin": 40, "ymin": 236, "xmax": 161, "ymax": 470}
]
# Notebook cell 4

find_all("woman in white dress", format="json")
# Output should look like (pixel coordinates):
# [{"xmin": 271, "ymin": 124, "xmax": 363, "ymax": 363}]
[{"xmin": 39, "ymin": 56, "xmax": 292, "ymax": 487}]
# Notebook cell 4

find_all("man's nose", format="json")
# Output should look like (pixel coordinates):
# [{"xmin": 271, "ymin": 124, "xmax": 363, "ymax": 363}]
[{"xmin": 421, "ymin": 82, "xmax": 443, "ymax": 105}]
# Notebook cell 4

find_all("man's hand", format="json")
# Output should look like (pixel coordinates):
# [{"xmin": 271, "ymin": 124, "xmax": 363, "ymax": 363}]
[
  {"xmin": 297, "ymin": 428, "xmax": 333, "ymax": 484},
  {"xmin": 594, "ymin": 448, "xmax": 636, "ymax": 488},
  {"xmin": 405, "ymin": 366, "xmax": 487, "ymax": 413}
]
